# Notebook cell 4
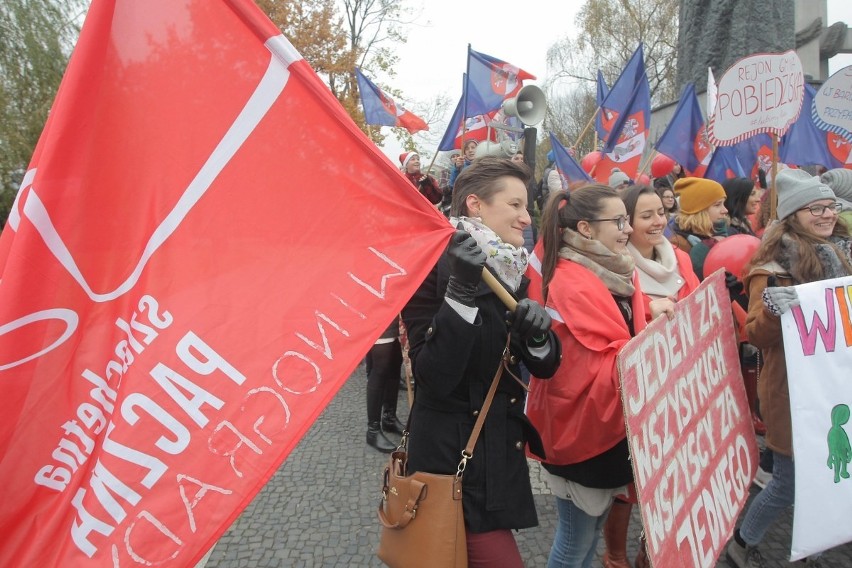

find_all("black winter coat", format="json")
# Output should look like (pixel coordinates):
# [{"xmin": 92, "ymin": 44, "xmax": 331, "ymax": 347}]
[{"xmin": 401, "ymin": 253, "xmax": 560, "ymax": 533}]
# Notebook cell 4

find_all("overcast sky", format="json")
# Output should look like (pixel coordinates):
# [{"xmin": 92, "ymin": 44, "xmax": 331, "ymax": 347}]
[{"xmin": 377, "ymin": 0, "xmax": 852, "ymax": 164}]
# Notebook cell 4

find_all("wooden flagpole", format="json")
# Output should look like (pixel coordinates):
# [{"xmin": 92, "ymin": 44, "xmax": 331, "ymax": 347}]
[
  {"xmin": 638, "ymin": 149, "xmax": 657, "ymax": 177},
  {"xmin": 770, "ymin": 133, "xmax": 779, "ymax": 220},
  {"xmin": 573, "ymin": 107, "xmax": 601, "ymax": 150}
]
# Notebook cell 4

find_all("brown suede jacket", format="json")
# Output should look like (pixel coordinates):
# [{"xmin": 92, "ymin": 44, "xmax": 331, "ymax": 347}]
[{"xmin": 743, "ymin": 262, "xmax": 794, "ymax": 456}]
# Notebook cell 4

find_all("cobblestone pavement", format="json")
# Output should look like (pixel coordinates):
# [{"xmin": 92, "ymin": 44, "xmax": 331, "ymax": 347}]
[{"xmin": 205, "ymin": 362, "xmax": 852, "ymax": 567}]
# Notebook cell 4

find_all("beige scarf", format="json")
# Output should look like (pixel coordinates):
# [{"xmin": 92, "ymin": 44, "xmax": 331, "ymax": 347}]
[
  {"xmin": 560, "ymin": 228, "xmax": 635, "ymax": 296},
  {"xmin": 627, "ymin": 239, "xmax": 686, "ymax": 299}
]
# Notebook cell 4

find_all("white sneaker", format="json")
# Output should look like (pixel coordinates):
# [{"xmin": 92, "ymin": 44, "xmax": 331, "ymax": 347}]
[{"xmin": 753, "ymin": 466, "xmax": 771, "ymax": 489}]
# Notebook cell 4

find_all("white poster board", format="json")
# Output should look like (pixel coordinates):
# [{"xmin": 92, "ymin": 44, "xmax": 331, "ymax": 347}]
[
  {"xmin": 708, "ymin": 50, "xmax": 804, "ymax": 146},
  {"xmin": 781, "ymin": 275, "xmax": 852, "ymax": 560},
  {"xmin": 812, "ymin": 65, "xmax": 852, "ymax": 142}
]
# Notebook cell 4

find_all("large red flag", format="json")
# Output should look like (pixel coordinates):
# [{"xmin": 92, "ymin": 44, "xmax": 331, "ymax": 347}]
[{"xmin": 0, "ymin": 1, "xmax": 453, "ymax": 565}]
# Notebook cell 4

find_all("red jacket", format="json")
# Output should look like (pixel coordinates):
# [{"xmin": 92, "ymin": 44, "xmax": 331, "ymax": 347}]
[
  {"xmin": 404, "ymin": 172, "xmax": 441, "ymax": 204},
  {"xmin": 526, "ymin": 257, "xmax": 646, "ymax": 465}
]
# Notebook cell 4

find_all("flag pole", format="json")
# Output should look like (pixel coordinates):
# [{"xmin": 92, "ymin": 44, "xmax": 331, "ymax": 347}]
[
  {"xmin": 770, "ymin": 133, "xmax": 779, "ymax": 220},
  {"xmin": 638, "ymin": 149, "xmax": 657, "ymax": 177},
  {"xmin": 573, "ymin": 107, "xmax": 601, "ymax": 150},
  {"xmin": 482, "ymin": 269, "xmax": 517, "ymax": 311}
]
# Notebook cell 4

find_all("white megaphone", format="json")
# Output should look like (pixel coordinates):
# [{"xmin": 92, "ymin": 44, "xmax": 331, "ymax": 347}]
[
  {"xmin": 474, "ymin": 138, "xmax": 519, "ymax": 159},
  {"xmin": 501, "ymin": 85, "xmax": 546, "ymax": 126}
]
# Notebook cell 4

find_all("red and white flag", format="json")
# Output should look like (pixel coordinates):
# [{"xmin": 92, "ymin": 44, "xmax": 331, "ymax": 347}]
[{"xmin": 0, "ymin": 1, "xmax": 453, "ymax": 565}]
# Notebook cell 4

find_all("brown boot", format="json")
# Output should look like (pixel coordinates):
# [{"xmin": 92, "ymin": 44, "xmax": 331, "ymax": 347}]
[{"xmin": 602, "ymin": 500, "xmax": 632, "ymax": 568}]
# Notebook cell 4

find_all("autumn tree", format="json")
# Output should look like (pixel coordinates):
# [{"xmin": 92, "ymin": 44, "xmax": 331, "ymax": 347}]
[
  {"xmin": 0, "ymin": 0, "xmax": 86, "ymax": 226},
  {"xmin": 547, "ymin": 0, "xmax": 679, "ymax": 104},
  {"xmin": 258, "ymin": 0, "xmax": 432, "ymax": 151},
  {"xmin": 540, "ymin": 85, "xmax": 599, "ymax": 162},
  {"xmin": 539, "ymin": 0, "xmax": 679, "ymax": 162}
]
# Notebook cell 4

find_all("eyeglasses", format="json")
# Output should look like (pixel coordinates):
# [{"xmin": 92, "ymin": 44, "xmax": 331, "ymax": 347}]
[
  {"xmin": 588, "ymin": 216, "xmax": 630, "ymax": 231},
  {"xmin": 798, "ymin": 202, "xmax": 842, "ymax": 216}
]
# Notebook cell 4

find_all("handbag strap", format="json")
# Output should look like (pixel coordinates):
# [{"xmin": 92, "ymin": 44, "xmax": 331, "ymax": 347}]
[{"xmin": 456, "ymin": 334, "xmax": 512, "ymax": 477}]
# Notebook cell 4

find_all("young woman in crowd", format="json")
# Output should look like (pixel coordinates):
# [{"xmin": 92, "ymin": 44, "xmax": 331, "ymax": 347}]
[
  {"xmin": 402, "ymin": 156, "xmax": 561, "ymax": 567},
  {"xmin": 669, "ymin": 177, "xmax": 728, "ymax": 280},
  {"xmin": 625, "ymin": 184, "xmax": 700, "ymax": 319},
  {"xmin": 656, "ymin": 184, "xmax": 679, "ymax": 220},
  {"xmin": 526, "ymin": 185, "xmax": 674, "ymax": 568},
  {"xmin": 727, "ymin": 169, "xmax": 852, "ymax": 568},
  {"xmin": 722, "ymin": 177, "xmax": 761, "ymax": 236},
  {"xmin": 587, "ymin": 184, "xmax": 700, "ymax": 568}
]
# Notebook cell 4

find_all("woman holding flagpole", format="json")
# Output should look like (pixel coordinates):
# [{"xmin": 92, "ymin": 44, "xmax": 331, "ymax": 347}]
[
  {"xmin": 402, "ymin": 156, "xmax": 560, "ymax": 567},
  {"xmin": 726, "ymin": 169, "xmax": 852, "ymax": 568},
  {"xmin": 525, "ymin": 185, "xmax": 674, "ymax": 568}
]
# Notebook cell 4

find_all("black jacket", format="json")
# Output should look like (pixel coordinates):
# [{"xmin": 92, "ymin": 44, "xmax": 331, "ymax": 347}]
[{"xmin": 401, "ymin": 253, "xmax": 560, "ymax": 533}]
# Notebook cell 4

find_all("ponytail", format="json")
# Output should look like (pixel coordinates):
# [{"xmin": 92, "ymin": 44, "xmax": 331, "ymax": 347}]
[
  {"xmin": 539, "ymin": 191, "xmax": 570, "ymax": 303},
  {"xmin": 537, "ymin": 184, "xmax": 620, "ymax": 301}
]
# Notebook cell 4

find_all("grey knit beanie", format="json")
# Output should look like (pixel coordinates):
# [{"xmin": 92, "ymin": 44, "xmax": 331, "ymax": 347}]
[
  {"xmin": 775, "ymin": 168, "xmax": 836, "ymax": 220},
  {"xmin": 821, "ymin": 168, "xmax": 852, "ymax": 208}
]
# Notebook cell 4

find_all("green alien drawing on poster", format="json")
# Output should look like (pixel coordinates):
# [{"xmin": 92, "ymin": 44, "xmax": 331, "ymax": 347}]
[{"xmin": 827, "ymin": 404, "xmax": 851, "ymax": 484}]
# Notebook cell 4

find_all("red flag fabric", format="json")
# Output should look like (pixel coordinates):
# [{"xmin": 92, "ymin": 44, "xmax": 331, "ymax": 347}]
[
  {"xmin": 594, "ymin": 109, "xmax": 648, "ymax": 182},
  {"xmin": 0, "ymin": 1, "xmax": 453, "ymax": 565}
]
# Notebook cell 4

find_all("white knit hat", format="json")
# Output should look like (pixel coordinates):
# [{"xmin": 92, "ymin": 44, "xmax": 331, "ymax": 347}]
[{"xmin": 776, "ymin": 168, "xmax": 836, "ymax": 219}]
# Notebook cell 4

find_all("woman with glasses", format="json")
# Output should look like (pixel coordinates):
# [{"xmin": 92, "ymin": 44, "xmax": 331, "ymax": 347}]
[
  {"xmin": 657, "ymin": 185, "xmax": 678, "ymax": 219},
  {"xmin": 525, "ymin": 185, "xmax": 673, "ymax": 568},
  {"xmin": 726, "ymin": 169, "xmax": 852, "ymax": 568},
  {"xmin": 669, "ymin": 177, "xmax": 729, "ymax": 280},
  {"xmin": 590, "ymin": 184, "xmax": 701, "ymax": 568}
]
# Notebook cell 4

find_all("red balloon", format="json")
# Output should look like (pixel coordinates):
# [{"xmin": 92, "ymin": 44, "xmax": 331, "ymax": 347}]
[
  {"xmin": 580, "ymin": 151, "xmax": 602, "ymax": 174},
  {"xmin": 636, "ymin": 174, "xmax": 651, "ymax": 185},
  {"xmin": 704, "ymin": 234, "xmax": 761, "ymax": 281},
  {"xmin": 650, "ymin": 154, "xmax": 676, "ymax": 178}
]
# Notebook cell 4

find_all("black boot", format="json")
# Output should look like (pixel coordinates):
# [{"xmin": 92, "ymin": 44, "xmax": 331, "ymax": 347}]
[
  {"xmin": 382, "ymin": 411, "xmax": 405, "ymax": 435},
  {"xmin": 367, "ymin": 422, "xmax": 396, "ymax": 453}
]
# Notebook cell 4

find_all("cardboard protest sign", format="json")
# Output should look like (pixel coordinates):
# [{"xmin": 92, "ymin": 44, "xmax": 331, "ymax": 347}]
[
  {"xmin": 0, "ymin": 0, "xmax": 453, "ymax": 565},
  {"xmin": 708, "ymin": 51, "xmax": 805, "ymax": 146},
  {"xmin": 781, "ymin": 275, "xmax": 852, "ymax": 560},
  {"xmin": 812, "ymin": 65, "xmax": 852, "ymax": 143},
  {"xmin": 618, "ymin": 271, "xmax": 758, "ymax": 568}
]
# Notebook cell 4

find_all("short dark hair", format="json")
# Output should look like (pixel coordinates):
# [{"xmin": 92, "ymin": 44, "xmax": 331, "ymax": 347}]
[{"xmin": 450, "ymin": 156, "xmax": 531, "ymax": 216}]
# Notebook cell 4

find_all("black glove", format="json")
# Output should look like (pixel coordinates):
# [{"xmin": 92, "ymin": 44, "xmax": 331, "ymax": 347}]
[
  {"xmin": 725, "ymin": 271, "xmax": 744, "ymax": 296},
  {"xmin": 445, "ymin": 230, "xmax": 486, "ymax": 306},
  {"xmin": 508, "ymin": 298, "xmax": 552, "ymax": 344}
]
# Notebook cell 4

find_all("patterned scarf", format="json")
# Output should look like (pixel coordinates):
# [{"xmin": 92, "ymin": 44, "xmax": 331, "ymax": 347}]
[
  {"xmin": 450, "ymin": 216, "xmax": 529, "ymax": 292},
  {"xmin": 559, "ymin": 227, "xmax": 635, "ymax": 296},
  {"xmin": 777, "ymin": 233, "xmax": 852, "ymax": 284}
]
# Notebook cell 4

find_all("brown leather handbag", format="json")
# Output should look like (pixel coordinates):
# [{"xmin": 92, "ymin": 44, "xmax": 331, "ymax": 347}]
[{"xmin": 376, "ymin": 339, "xmax": 510, "ymax": 568}]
